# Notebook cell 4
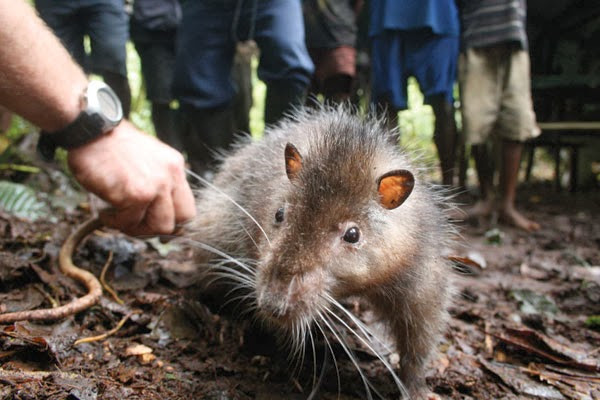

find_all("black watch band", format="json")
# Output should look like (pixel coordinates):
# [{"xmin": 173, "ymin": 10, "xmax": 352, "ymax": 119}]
[
  {"xmin": 37, "ymin": 81, "xmax": 123, "ymax": 160},
  {"xmin": 38, "ymin": 113, "xmax": 106, "ymax": 160}
]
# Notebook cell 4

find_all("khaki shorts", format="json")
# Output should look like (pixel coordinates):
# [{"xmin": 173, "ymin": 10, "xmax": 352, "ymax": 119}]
[{"xmin": 459, "ymin": 45, "xmax": 540, "ymax": 145}]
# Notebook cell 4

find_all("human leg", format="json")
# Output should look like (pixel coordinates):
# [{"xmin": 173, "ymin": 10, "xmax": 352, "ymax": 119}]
[
  {"xmin": 467, "ymin": 142, "xmax": 495, "ymax": 218},
  {"xmin": 430, "ymin": 95, "xmax": 458, "ymax": 186},
  {"xmin": 85, "ymin": 0, "xmax": 131, "ymax": 116},
  {"xmin": 34, "ymin": 1, "xmax": 87, "ymax": 67},
  {"xmin": 132, "ymin": 35, "xmax": 179, "ymax": 147},
  {"xmin": 411, "ymin": 34, "xmax": 459, "ymax": 185},
  {"xmin": 495, "ymin": 49, "xmax": 540, "ymax": 231},
  {"xmin": 370, "ymin": 30, "xmax": 407, "ymax": 132},
  {"xmin": 457, "ymin": 47, "xmax": 505, "ymax": 219},
  {"xmin": 322, "ymin": 74, "xmax": 353, "ymax": 103},
  {"xmin": 172, "ymin": 1, "xmax": 238, "ymax": 172},
  {"xmin": 151, "ymin": 102, "xmax": 179, "ymax": 149},
  {"xmin": 232, "ymin": 42, "xmax": 255, "ymax": 134},
  {"xmin": 254, "ymin": 0, "xmax": 313, "ymax": 125},
  {"xmin": 498, "ymin": 140, "xmax": 540, "ymax": 231},
  {"xmin": 178, "ymin": 105, "xmax": 235, "ymax": 175},
  {"xmin": 264, "ymin": 80, "xmax": 310, "ymax": 125}
]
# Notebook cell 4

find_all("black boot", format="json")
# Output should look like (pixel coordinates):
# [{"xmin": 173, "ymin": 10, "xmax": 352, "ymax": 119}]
[
  {"xmin": 178, "ymin": 105, "xmax": 236, "ymax": 175},
  {"xmin": 152, "ymin": 103, "xmax": 181, "ymax": 151},
  {"xmin": 264, "ymin": 79, "xmax": 308, "ymax": 126}
]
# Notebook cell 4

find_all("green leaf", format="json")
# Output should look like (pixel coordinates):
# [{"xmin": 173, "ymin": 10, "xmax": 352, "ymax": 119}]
[
  {"xmin": 485, "ymin": 228, "xmax": 505, "ymax": 245},
  {"xmin": 585, "ymin": 315, "xmax": 600, "ymax": 330},
  {"xmin": 146, "ymin": 237, "xmax": 181, "ymax": 257},
  {"xmin": 510, "ymin": 289, "xmax": 559, "ymax": 316},
  {"xmin": 0, "ymin": 180, "xmax": 49, "ymax": 221}
]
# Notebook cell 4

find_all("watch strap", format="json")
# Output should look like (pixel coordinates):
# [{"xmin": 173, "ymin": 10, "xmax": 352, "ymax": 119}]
[{"xmin": 37, "ymin": 112, "xmax": 106, "ymax": 160}]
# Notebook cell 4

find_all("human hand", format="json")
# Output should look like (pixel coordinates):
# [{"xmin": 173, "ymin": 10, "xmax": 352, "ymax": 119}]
[{"xmin": 67, "ymin": 120, "xmax": 196, "ymax": 236}]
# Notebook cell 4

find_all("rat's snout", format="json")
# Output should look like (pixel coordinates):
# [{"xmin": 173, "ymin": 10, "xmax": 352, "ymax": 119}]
[{"xmin": 256, "ymin": 260, "xmax": 325, "ymax": 324}]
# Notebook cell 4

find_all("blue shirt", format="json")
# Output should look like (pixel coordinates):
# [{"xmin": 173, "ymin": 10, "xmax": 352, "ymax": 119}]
[{"xmin": 369, "ymin": 0, "xmax": 460, "ymax": 37}]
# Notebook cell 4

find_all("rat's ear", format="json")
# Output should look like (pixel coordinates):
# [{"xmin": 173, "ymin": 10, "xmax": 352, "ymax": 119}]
[
  {"xmin": 377, "ymin": 169, "xmax": 414, "ymax": 209},
  {"xmin": 285, "ymin": 143, "xmax": 302, "ymax": 181}
]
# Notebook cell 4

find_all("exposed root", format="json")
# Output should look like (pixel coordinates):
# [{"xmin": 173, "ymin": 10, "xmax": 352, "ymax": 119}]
[
  {"xmin": 0, "ymin": 217, "xmax": 103, "ymax": 324},
  {"xmin": 74, "ymin": 311, "xmax": 137, "ymax": 345},
  {"xmin": 32, "ymin": 283, "xmax": 59, "ymax": 308},
  {"xmin": 100, "ymin": 250, "xmax": 124, "ymax": 305}
]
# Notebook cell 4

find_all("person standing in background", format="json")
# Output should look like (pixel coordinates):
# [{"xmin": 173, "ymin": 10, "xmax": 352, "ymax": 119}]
[
  {"xmin": 36, "ymin": 0, "xmax": 132, "ymax": 118},
  {"xmin": 369, "ymin": 0, "xmax": 460, "ymax": 186},
  {"xmin": 457, "ymin": 0, "xmax": 541, "ymax": 231},
  {"xmin": 172, "ymin": 0, "xmax": 314, "ymax": 175},
  {"xmin": 130, "ymin": 0, "xmax": 182, "ymax": 149},
  {"xmin": 303, "ymin": 0, "xmax": 363, "ymax": 105}
]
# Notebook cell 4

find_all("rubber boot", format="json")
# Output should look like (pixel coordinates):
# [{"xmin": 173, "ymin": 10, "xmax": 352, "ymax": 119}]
[
  {"xmin": 264, "ymin": 79, "xmax": 308, "ymax": 126},
  {"xmin": 152, "ymin": 103, "xmax": 181, "ymax": 151},
  {"xmin": 178, "ymin": 105, "xmax": 236, "ymax": 175}
]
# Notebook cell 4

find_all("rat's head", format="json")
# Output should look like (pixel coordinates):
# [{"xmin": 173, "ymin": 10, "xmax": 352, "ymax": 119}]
[{"xmin": 255, "ymin": 123, "xmax": 417, "ymax": 336}]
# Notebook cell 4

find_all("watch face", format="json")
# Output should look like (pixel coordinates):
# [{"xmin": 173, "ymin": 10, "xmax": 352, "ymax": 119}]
[{"xmin": 97, "ymin": 87, "xmax": 122, "ymax": 122}]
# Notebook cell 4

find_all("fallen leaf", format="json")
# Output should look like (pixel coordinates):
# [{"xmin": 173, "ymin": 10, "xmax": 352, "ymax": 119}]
[
  {"xmin": 480, "ymin": 358, "xmax": 566, "ymax": 399},
  {"xmin": 495, "ymin": 326, "xmax": 600, "ymax": 372},
  {"xmin": 510, "ymin": 289, "xmax": 559, "ymax": 316},
  {"xmin": 448, "ymin": 252, "xmax": 486, "ymax": 275},
  {"xmin": 523, "ymin": 363, "xmax": 600, "ymax": 400},
  {"xmin": 139, "ymin": 353, "xmax": 156, "ymax": 364},
  {"xmin": 125, "ymin": 343, "xmax": 153, "ymax": 356}
]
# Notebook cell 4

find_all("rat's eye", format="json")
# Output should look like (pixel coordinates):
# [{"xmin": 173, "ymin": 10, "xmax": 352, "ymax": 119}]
[
  {"xmin": 343, "ymin": 227, "xmax": 360, "ymax": 243},
  {"xmin": 275, "ymin": 207, "xmax": 285, "ymax": 223}
]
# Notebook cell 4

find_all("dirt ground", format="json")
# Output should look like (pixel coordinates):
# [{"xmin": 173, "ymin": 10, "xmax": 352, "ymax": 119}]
[{"xmin": 0, "ymin": 180, "xmax": 599, "ymax": 399}]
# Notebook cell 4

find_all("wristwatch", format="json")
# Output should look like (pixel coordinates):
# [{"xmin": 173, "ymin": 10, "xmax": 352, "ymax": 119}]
[{"xmin": 37, "ymin": 80, "xmax": 123, "ymax": 160}]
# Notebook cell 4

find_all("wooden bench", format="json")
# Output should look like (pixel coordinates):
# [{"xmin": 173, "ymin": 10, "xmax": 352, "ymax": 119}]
[{"xmin": 525, "ymin": 121, "xmax": 600, "ymax": 192}]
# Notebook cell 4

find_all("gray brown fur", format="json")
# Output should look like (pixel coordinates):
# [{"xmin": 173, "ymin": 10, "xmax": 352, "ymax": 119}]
[{"xmin": 186, "ymin": 107, "xmax": 454, "ymax": 397}]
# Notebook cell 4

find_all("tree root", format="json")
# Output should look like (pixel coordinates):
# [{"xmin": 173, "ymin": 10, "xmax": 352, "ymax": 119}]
[
  {"xmin": 74, "ymin": 311, "xmax": 137, "ymax": 345},
  {"xmin": 0, "ymin": 217, "xmax": 103, "ymax": 324},
  {"xmin": 99, "ymin": 250, "xmax": 124, "ymax": 305}
]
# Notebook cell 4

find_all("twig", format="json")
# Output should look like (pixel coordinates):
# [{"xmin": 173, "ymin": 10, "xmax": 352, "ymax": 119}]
[
  {"xmin": 0, "ymin": 163, "xmax": 41, "ymax": 174},
  {"xmin": 99, "ymin": 251, "xmax": 124, "ymax": 305},
  {"xmin": 74, "ymin": 311, "xmax": 137, "ymax": 345},
  {"xmin": 32, "ymin": 283, "xmax": 59, "ymax": 308},
  {"xmin": 0, "ymin": 367, "xmax": 85, "ymax": 382},
  {"xmin": 0, "ymin": 218, "xmax": 103, "ymax": 323}
]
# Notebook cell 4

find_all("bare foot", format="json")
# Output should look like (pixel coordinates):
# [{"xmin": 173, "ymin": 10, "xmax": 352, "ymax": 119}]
[
  {"xmin": 450, "ymin": 199, "xmax": 494, "ymax": 221},
  {"xmin": 499, "ymin": 204, "xmax": 540, "ymax": 232}
]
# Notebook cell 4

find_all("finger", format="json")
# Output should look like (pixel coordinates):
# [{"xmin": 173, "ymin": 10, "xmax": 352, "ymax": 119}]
[
  {"xmin": 171, "ymin": 169, "xmax": 197, "ymax": 225},
  {"xmin": 134, "ymin": 190, "xmax": 175, "ymax": 237},
  {"xmin": 158, "ymin": 225, "xmax": 185, "ymax": 244},
  {"xmin": 99, "ymin": 205, "xmax": 147, "ymax": 235}
]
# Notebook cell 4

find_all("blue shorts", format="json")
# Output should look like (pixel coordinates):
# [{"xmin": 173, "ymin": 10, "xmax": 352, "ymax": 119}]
[
  {"xmin": 172, "ymin": 0, "xmax": 314, "ymax": 109},
  {"xmin": 371, "ymin": 30, "xmax": 458, "ymax": 110},
  {"xmin": 36, "ymin": 0, "xmax": 129, "ymax": 77}
]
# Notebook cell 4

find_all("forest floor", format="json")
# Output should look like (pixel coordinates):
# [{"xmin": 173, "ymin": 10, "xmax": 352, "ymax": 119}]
[{"xmin": 0, "ymin": 171, "xmax": 599, "ymax": 399}]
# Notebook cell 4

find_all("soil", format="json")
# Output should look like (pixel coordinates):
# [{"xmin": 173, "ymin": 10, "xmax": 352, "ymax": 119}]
[{"xmin": 0, "ymin": 181, "xmax": 599, "ymax": 400}]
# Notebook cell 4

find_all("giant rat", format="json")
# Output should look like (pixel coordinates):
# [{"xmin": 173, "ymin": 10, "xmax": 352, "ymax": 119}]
[{"xmin": 186, "ymin": 106, "xmax": 454, "ymax": 398}]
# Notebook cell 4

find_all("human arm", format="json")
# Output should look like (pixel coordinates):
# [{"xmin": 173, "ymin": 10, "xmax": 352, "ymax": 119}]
[
  {"xmin": 0, "ymin": 0, "xmax": 196, "ymax": 235},
  {"xmin": 0, "ymin": 0, "xmax": 86, "ymax": 131}
]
